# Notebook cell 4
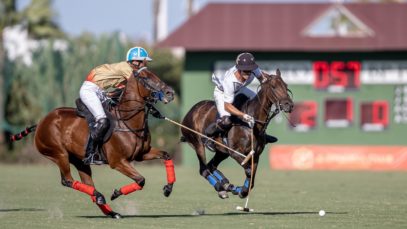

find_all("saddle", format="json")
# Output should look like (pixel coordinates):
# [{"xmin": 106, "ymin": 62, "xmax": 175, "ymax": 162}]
[
  {"xmin": 75, "ymin": 97, "xmax": 118, "ymax": 164},
  {"xmin": 75, "ymin": 98, "xmax": 116, "ymax": 143}
]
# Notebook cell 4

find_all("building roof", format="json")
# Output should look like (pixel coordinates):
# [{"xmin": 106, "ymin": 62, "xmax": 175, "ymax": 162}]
[{"xmin": 157, "ymin": 3, "xmax": 407, "ymax": 51}]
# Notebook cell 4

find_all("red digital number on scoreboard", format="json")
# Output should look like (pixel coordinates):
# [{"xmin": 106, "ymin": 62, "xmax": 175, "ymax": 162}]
[
  {"xmin": 289, "ymin": 101, "xmax": 318, "ymax": 131},
  {"xmin": 360, "ymin": 101, "xmax": 389, "ymax": 131},
  {"xmin": 324, "ymin": 98, "xmax": 353, "ymax": 128},
  {"xmin": 313, "ymin": 61, "xmax": 361, "ymax": 90}
]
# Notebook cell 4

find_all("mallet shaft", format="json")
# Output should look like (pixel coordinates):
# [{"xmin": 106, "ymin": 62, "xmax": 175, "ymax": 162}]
[{"xmin": 165, "ymin": 117, "xmax": 247, "ymax": 159}]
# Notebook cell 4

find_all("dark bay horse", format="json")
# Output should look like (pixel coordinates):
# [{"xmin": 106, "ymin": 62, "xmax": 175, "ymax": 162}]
[
  {"xmin": 181, "ymin": 69, "xmax": 293, "ymax": 199},
  {"xmin": 11, "ymin": 66, "xmax": 175, "ymax": 218}
]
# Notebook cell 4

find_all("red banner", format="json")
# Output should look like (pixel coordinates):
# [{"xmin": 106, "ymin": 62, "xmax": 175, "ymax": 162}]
[{"xmin": 269, "ymin": 145, "xmax": 407, "ymax": 170}]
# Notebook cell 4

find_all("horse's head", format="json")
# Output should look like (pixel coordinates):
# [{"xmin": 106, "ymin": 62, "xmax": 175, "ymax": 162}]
[
  {"xmin": 128, "ymin": 67, "xmax": 175, "ymax": 104},
  {"xmin": 261, "ymin": 69, "xmax": 294, "ymax": 113}
]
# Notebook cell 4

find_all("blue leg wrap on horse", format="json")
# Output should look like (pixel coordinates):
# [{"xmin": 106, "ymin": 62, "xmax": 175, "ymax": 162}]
[
  {"xmin": 212, "ymin": 170, "xmax": 224, "ymax": 181},
  {"xmin": 243, "ymin": 178, "xmax": 250, "ymax": 189},
  {"xmin": 232, "ymin": 186, "xmax": 242, "ymax": 194},
  {"xmin": 207, "ymin": 175, "xmax": 218, "ymax": 187},
  {"xmin": 207, "ymin": 174, "xmax": 222, "ymax": 191},
  {"xmin": 213, "ymin": 170, "xmax": 229, "ymax": 185}
]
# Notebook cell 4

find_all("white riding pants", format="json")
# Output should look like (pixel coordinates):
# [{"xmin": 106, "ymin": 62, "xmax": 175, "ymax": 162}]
[
  {"xmin": 213, "ymin": 86, "xmax": 257, "ymax": 118},
  {"xmin": 79, "ymin": 81, "xmax": 107, "ymax": 121}
]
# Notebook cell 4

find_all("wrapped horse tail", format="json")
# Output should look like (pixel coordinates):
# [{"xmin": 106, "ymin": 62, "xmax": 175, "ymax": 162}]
[{"xmin": 10, "ymin": 125, "xmax": 37, "ymax": 141}]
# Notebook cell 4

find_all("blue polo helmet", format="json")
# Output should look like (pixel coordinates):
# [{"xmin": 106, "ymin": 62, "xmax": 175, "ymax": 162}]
[{"xmin": 126, "ymin": 47, "xmax": 152, "ymax": 62}]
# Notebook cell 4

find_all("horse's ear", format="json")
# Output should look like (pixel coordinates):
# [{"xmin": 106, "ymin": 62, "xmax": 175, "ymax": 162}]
[
  {"xmin": 143, "ymin": 58, "xmax": 148, "ymax": 66},
  {"xmin": 276, "ymin": 68, "xmax": 281, "ymax": 76}
]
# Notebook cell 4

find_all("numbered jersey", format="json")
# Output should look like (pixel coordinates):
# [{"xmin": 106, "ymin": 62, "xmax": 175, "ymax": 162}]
[{"xmin": 212, "ymin": 66, "xmax": 262, "ymax": 103}]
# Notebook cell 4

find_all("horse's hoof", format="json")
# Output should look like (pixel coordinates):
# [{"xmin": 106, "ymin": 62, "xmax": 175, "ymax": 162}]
[
  {"xmin": 218, "ymin": 191, "xmax": 229, "ymax": 199},
  {"xmin": 111, "ymin": 189, "xmax": 122, "ymax": 201},
  {"xmin": 163, "ymin": 184, "xmax": 173, "ymax": 197},
  {"xmin": 109, "ymin": 211, "xmax": 122, "ymax": 219}
]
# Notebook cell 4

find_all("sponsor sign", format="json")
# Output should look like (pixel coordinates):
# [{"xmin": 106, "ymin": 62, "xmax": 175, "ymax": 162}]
[{"xmin": 270, "ymin": 145, "xmax": 407, "ymax": 170}]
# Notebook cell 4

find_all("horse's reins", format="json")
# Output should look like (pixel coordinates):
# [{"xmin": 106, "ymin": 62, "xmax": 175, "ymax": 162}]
[
  {"xmin": 114, "ymin": 67, "xmax": 164, "ymax": 133},
  {"xmin": 253, "ymin": 76, "xmax": 295, "ymax": 130},
  {"xmin": 164, "ymin": 117, "xmax": 255, "ymax": 165}
]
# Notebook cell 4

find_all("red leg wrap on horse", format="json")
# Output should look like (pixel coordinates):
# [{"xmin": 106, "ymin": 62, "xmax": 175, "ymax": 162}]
[
  {"xmin": 165, "ymin": 160, "xmax": 176, "ymax": 184},
  {"xmin": 72, "ymin": 181, "xmax": 95, "ymax": 196},
  {"xmin": 98, "ymin": 204, "xmax": 113, "ymax": 215},
  {"xmin": 120, "ymin": 183, "xmax": 142, "ymax": 195}
]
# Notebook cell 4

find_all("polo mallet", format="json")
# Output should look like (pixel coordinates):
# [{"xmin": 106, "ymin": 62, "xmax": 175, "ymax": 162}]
[
  {"xmin": 236, "ymin": 128, "xmax": 255, "ymax": 212},
  {"xmin": 236, "ymin": 199, "xmax": 254, "ymax": 212},
  {"xmin": 164, "ymin": 117, "xmax": 253, "ymax": 165}
]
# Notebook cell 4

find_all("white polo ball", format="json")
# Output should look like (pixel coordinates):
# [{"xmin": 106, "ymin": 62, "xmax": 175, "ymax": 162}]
[{"xmin": 319, "ymin": 210, "xmax": 325, "ymax": 216}]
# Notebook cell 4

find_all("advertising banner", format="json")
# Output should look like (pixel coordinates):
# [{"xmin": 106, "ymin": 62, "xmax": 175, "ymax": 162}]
[{"xmin": 270, "ymin": 145, "xmax": 407, "ymax": 170}]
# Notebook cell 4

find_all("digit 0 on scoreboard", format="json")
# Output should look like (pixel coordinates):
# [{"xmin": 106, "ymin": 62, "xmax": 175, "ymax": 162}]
[
  {"xmin": 313, "ymin": 61, "xmax": 361, "ymax": 91},
  {"xmin": 360, "ymin": 100, "xmax": 389, "ymax": 131}
]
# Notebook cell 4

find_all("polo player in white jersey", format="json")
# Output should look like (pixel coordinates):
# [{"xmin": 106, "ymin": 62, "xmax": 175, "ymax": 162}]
[{"xmin": 205, "ymin": 52, "xmax": 278, "ymax": 151}]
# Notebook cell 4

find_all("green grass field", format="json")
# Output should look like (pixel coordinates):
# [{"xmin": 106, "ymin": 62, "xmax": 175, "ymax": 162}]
[{"xmin": 0, "ymin": 164, "xmax": 406, "ymax": 229}]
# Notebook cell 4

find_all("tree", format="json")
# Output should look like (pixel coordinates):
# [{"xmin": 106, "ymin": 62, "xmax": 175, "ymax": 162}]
[
  {"xmin": 1, "ymin": 0, "xmax": 63, "ymax": 149},
  {"xmin": 0, "ymin": 0, "xmax": 20, "ymax": 144},
  {"xmin": 22, "ymin": 0, "xmax": 64, "ymax": 39}
]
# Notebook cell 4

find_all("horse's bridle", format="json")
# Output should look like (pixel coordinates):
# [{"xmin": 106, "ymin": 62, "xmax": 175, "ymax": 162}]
[
  {"xmin": 134, "ymin": 67, "xmax": 167, "ymax": 103},
  {"xmin": 114, "ymin": 67, "xmax": 167, "ymax": 133},
  {"xmin": 254, "ymin": 75, "xmax": 293, "ymax": 133}
]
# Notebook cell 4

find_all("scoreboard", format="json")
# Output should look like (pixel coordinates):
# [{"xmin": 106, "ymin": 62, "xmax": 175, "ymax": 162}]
[{"xmin": 214, "ymin": 60, "xmax": 407, "ymax": 148}]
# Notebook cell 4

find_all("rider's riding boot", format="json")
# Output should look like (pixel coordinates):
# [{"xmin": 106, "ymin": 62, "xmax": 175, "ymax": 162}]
[
  {"xmin": 204, "ymin": 116, "xmax": 232, "ymax": 151},
  {"xmin": 204, "ymin": 123, "xmax": 218, "ymax": 152},
  {"xmin": 83, "ymin": 137, "xmax": 99, "ymax": 164},
  {"xmin": 91, "ymin": 118, "xmax": 110, "ymax": 141},
  {"xmin": 83, "ymin": 118, "xmax": 110, "ymax": 165},
  {"xmin": 265, "ymin": 134, "xmax": 278, "ymax": 144}
]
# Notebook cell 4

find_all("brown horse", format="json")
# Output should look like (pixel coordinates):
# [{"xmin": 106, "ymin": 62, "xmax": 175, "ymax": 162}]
[
  {"xmin": 181, "ymin": 69, "xmax": 293, "ymax": 199},
  {"xmin": 11, "ymin": 66, "xmax": 175, "ymax": 218}
]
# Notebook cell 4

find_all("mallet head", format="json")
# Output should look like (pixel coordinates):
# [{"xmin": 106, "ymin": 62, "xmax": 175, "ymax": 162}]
[{"xmin": 236, "ymin": 206, "xmax": 254, "ymax": 212}]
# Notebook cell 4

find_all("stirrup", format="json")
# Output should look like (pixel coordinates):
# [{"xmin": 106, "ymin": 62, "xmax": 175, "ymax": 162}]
[
  {"xmin": 83, "ymin": 153, "xmax": 106, "ymax": 165},
  {"xmin": 83, "ymin": 144, "xmax": 107, "ymax": 165},
  {"xmin": 203, "ymin": 138, "xmax": 216, "ymax": 152}
]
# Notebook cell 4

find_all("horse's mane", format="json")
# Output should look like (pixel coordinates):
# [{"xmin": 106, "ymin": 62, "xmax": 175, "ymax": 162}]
[{"xmin": 233, "ymin": 74, "xmax": 277, "ymax": 111}]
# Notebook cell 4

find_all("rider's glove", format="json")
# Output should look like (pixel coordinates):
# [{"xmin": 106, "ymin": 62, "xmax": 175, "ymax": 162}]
[{"xmin": 242, "ymin": 114, "xmax": 255, "ymax": 128}]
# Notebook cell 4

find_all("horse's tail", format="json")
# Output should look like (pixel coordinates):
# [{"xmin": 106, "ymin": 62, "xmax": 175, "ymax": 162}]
[{"xmin": 10, "ymin": 125, "xmax": 37, "ymax": 142}]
